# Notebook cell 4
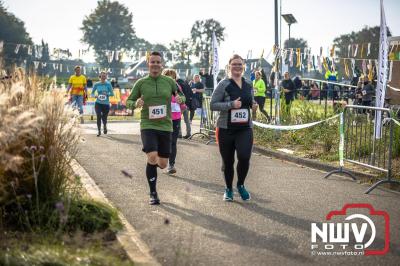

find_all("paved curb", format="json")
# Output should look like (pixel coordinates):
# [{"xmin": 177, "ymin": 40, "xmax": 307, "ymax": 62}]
[
  {"xmin": 70, "ymin": 159, "xmax": 160, "ymax": 266},
  {"xmin": 252, "ymin": 145, "xmax": 377, "ymax": 180}
]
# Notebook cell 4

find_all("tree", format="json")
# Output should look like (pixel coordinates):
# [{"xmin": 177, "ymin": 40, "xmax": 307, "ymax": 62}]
[
  {"xmin": 169, "ymin": 39, "xmax": 192, "ymax": 69},
  {"xmin": 333, "ymin": 26, "xmax": 391, "ymax": 60},
  {"xmin": 284, "ymin": 38, "xmax": 307, "ymax": 50},
  {"xmin": 37, "ymin": 39, "xmax": 50, "ymax": 76},
  {"xmin": 0, "ymin": 1, "xmax": 32, "ymax": 69},
  {"xmin": 81, "ymin": 0, "xmax": 137, "ymax": 70},
  {"xmin": 283, "ymin": 38, "xmax": 308, "ymax": 76},
  {"xmin": 190, "ymin": 19, "xmax": 225, "ymax": 69}
]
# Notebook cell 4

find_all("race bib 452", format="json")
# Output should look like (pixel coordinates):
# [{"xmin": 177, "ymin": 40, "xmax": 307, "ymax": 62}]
[{"xmin": 231, "ymin": 109, "xmax": 249, "ymax": 123}]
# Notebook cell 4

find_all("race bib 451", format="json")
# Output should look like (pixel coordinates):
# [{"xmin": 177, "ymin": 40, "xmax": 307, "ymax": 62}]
[{"xmin": 149, "ymin": 105, "xmax": 167, "ymax": 119}]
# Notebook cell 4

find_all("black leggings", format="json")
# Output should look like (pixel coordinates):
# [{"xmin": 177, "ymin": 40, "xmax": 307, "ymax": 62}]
[
  {"xmin": 254, "ymin": 96, "xmax": 270, "ymax": 120},
  {"xmin": 95, "ymin": 102, "xmax": 110, "ymax": 131},
  {"xmin": 218, "ymin": 128, "xmax": 253, "ymax": 189},
  {"xmin": 169, "ymin": 119, "xmax": 181, "ymax": 166}
]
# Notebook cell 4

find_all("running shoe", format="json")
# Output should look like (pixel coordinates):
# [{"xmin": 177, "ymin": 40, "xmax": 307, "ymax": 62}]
[
  {"xmin": 167, "ymin": 165, "xmax": 176, "ymax": 174},
  {"xmin": 223, "ymin": 188, "xmax": 233, "ymax": 201},
  {"xmin": 237, "ymin": 185, "xmax": 251, "ymax": 201},
  {"xmin": 97, "ymin": 130, "xmax": 101, "ymax": 137},
  {"xmin": 149, "ymin": 192, "xmax": 160, "ymax": 205}
]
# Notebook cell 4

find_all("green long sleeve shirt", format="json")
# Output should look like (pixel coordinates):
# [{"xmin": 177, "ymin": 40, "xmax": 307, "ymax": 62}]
[{"xmin": 127, "ymin": 75, "xmax": 177, "ymax": 132}]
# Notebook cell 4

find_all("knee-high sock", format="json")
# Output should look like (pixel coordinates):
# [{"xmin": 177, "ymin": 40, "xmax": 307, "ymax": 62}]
[{"xmin": 146, "ymin": 163, "xmax": 158, "ymax": 193}]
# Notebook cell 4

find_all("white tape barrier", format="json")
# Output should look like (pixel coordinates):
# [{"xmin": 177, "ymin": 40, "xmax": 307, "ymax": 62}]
[
  {"xmin": 392, "ymin": 118, "xmax": 400, "ymax": 127},
  {"xmin": 388, "ymin": 84, "xmax": 400, "ymax": 92},
  {"xmin": 253, "ymin": 113, "xmax": 341, "ymax": 130}
]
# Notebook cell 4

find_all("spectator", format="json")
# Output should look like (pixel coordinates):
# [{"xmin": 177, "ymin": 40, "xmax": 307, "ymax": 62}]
[
  {"xmin": 362, "ymin": 77, "xmax": 374, "ymax": 107},
  {"xmin": 200, "ymin": 68, "xmax": 214, "ymax": 96},
  {"xmin": 176, "ymin": 77, "xmax": 193, "ymax": 138},
  {"xmin": 190, "ymin": 74, "xmax": 205, "ymax": 122},
  {"xmin": 280, "ymin": 72, "xmax": 295, "ymax": 114},
  {"xmin": 293, "ymin": 76, "xmax": 302, "ymax": 99},
  {"xmin": 309, "ymin": 82, "xmax": 320, "ymax": 100},
  {"xmin": 354, "ymin": 80, "xmax": 363, "ymax": 105}
]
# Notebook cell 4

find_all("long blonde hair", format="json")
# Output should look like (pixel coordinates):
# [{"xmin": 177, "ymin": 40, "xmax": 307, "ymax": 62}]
[{"xmin": 161, "ymin": 68, "xmax": 177, "ymax": 80}]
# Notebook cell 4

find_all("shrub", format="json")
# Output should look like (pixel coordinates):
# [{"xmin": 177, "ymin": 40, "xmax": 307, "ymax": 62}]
[{"xmin": 0, "ymin": 68, "xmax": 81, "ymax": 231}]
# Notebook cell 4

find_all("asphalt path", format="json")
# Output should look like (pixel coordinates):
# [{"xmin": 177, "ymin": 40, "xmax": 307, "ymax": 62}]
[{"xmin": 76, "ymin": 123, "xmax": 400, "ymax": 266}]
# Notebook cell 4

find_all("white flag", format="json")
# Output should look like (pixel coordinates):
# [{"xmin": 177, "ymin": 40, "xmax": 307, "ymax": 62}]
[
  {"xmin": 374, "ymin": 0, "xmax": 389, "ymax": 139},
  {"xmin": 211, "ymin": 31, "xmax": 219, "ymax": 89}
]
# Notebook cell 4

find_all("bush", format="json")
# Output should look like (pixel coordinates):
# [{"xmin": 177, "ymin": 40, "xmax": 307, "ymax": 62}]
[
  {"xmin": 66, "ymin": 200, "xmax": 122, "ymax": 233},
  {"xmin": 0, "ymin": 68, "xmax": 120, "ymax": 235}
]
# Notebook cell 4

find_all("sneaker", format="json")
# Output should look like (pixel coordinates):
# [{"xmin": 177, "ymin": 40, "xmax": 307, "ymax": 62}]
[
  {"xmin": 97, "ymin": 131, "xmax": 101, "ymax": 137},
  {"xmin": 167, "ymin": 165, "xmax": 176, "ymax": 174},
  {"xmin": 237, "ymin": 185, "xmax": 251, "ymax": 201},
  {"xmin": 149, "ymin": 192, "xmax": 160, "ymax": 205},
  {"xmin": 223, "ymin": 188, "xmax": 233, "ymax": 201}
]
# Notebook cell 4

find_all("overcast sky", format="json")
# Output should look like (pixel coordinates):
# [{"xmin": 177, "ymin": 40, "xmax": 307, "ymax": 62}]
[{"xmin": 3, "ymin": 0, "xmax": 400, "ymax": 65}]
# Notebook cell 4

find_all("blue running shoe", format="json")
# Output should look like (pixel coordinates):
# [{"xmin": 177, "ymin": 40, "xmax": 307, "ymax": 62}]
[
  {"xmin": 237, "ymin": 185, "xmax": 251, "ymax": 201},
  {"xmin": 223, "ymin": 188, "xmax": 233, "ymax": 201}
]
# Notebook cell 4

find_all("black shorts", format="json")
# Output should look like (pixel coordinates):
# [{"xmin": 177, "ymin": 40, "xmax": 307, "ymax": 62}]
[{"xmin": 140, "ymin": 129, "xmax": 172, "ymax": 158}]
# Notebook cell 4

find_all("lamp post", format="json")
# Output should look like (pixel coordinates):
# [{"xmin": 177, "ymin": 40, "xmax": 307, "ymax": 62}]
[{"xmin": 281, "ymin": 14, "xmax": 297, "ymax": 50}]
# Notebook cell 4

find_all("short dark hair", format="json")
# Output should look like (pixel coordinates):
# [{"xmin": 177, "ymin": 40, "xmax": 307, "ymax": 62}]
[
  {"xmin": 228, "ymin": 54, "xmax": 244, "ymax": 65},
  {"xmin": 150, "ymin": 51, "xmax": 162, "ymax": 57}
]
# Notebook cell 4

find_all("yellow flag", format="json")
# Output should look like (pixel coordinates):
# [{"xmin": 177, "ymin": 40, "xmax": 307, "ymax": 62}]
[
  {"xmin": 296, "ymin": 48, "xmax": 301, "ymax": 68},
  {"xmin": 344, "ymin": 59, "xmax": 350, "ymax": 78},
  {"xmin": 330, "ymin": 45, "xmax": 335, "ymax": 57},
  {"xmin": 146, "ymin": 50, "xmax": 150, "ymax": 62}
]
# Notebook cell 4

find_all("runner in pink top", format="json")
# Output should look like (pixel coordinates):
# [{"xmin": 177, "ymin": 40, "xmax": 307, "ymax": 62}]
[{"xmin": 162, "ymin": 69, "xmax": 186, "ymax": 175}]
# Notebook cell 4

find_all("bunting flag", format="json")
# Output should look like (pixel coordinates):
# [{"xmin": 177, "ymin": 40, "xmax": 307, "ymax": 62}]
[
  {"xmin": 296, "ymin": 48, "xmax": 301, "ymax": 68},
  {"xmin": 330, "ymin": 45, "xmax": 335, "ymax": 57},
  {"xmin": 347, "ymin": 44, "xmax": 351, "ymax": 57},
  {"xmin": 367, "ymin": 60, "xmax": 373, "ymax": 81},
  {"xmin": 367, "ymin": 43, "xmax": 371, "ymax": 56},
  {"xmin": 312, "ymin": 55, "xmax": 316, "ymax": 70},
  {"xmin": 360, "ymin": 44, "xmax": 364, "ymax": 58},
  {"xmin": 317, "ymin": 56, "xmax": 322, "ymax": 73},
  {"xmin": 351, "ymin": 59, "xmax": 356, "ymax": 77},
  {"xmin": 344, "ymin": 59, "xmax": 350, "ymax": 77},
  {"xmin": 354, "ymin": 44, "xmax": 358, "ymax": 57},
  {"xmin": 322, "ymin": 57, "xmax": 329, "ymax": 72},
  {"xmin": 331, "ymin": 57, "xmax": 336, "ymax": 71},
  {"xmin": 289, "ymin": 49, "xmax": 294, "ymax": 67},
  {"xmin": 362, "ymin": 59, "xmax": 367, "ymax": 75}
]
